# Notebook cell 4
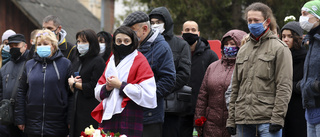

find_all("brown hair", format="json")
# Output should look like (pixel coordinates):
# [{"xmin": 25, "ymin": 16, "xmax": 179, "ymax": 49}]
[
  {"xmin": 245, "ymin": 2, "xmax": 278, "ymax": 34},
  {"xmin": 280, "ymin": 29, "xmax": 303, "ymax": 50}
]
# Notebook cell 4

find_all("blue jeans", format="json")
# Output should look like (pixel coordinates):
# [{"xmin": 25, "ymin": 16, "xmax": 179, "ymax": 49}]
[
  {"xmin": 307, "ymin": 122, "xmax": 320, "ymax": 137},
  {"xmin": 237, "ymin": 123, "xmax": 282, "ymax": 137}
]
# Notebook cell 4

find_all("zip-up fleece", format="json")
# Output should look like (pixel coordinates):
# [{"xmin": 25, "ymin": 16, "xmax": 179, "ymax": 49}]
[{"xmin": 15, "ymin": 50, "xmax": 73, "ymax": 136}]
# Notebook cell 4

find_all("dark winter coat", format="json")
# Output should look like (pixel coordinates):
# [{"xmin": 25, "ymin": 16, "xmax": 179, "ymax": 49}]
[
  {"xmin": 149, "ymin": 7, "xmax": 191, "ymax": 91},
  {"xmin": 138, "ymin": 30, "xmax": 176, "ymax": 124},
  {"xmin": 15, "ymin": 50, "xmax": 73, "ymax": 136},
  {"xmin": 189, "ymin": 38, "xmax": 218, "ymax": 114},
  {"xmin": 300, "ymin": 25, "xmax": 320, "ymax": 109},
  {"xmin": 283, "ymin": 48, "xmax": 307, "ymax": 137},
  {"xmin": 69, "ymin": 55, "xmax": 105, "ymax": 137},
  {"xmin": 0, "ymin": 50, "xmax": 29, "ymax": 137},
  {"xmin": 0, "ymin": 50, "xmax": 29, "ymax": 100}
]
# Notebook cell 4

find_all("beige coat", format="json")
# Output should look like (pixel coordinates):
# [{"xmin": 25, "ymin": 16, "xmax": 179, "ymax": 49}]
[{"xmin": 226, "ymin": 29, "xmax": 293, "ymax": 128}]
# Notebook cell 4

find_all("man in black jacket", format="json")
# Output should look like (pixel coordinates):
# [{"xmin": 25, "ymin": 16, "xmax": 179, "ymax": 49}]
[
  {"xmin": 42, "ymin": 15, "xmax": 78, "ymax": 64},
  {"xmin": 180, "ymin": 21, "xmax": 219, "ymax": 137},
  {"xmin": 149, "ymin": 7, "xmax": 191, "ymax": 137},
  {"xmin": 0, "ymin": 34, "xmax": 29, "ymax": 137}
]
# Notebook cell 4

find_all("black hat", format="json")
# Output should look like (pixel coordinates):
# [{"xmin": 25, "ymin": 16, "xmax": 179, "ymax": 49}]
[
  {"xmin": 8, "ymin": 34, "xmax": 26, "ymax": 44},
  {"xmin": 122, "ymin": 11, "xmax": 149, "ymax": 27},
  {"xmin": 281, "ymin": 21, "xmax": 304, "ymax": 36}
]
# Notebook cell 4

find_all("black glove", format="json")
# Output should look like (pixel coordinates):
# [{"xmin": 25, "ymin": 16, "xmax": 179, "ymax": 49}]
[
  {"xmin": 227, "ymin": 127, "xmax": 236, "ymax": 135},
  {"xmin": 269, "ymin": 124, "xmax": 282, "ymax": 133}
]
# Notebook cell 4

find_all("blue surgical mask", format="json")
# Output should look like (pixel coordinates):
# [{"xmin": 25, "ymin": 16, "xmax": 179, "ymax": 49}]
[
  {"xmin": 248, "ymin": 20, "xmax": 267, "ymax": 37},
  {"xmin": 36, "ymin": 45, "xmax": 51, "ymax": 58},
  {"xmin": 77, "ymin": 43, "xmax": 89, "ymax": 56},
  {"xmin": 2, "ymin": 45, "xmax": 10, "ymax": 53}
]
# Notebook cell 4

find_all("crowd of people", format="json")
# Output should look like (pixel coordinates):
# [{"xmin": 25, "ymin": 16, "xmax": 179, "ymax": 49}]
[{"xmin": 1, "ymin": 1, "xmax": 320, "ymax": 137}]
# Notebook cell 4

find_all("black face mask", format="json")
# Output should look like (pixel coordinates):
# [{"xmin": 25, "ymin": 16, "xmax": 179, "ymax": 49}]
[
  {"xmin": 10, "ymin": 48, "xmax": 22, "ymax": 61},
  {"xmin": 113, "ymin": 43, "xmax": 133, "ymax": 58},
  {"xmin": 182, "ymin": 33, "xmax": 199, "ymax": 45}
]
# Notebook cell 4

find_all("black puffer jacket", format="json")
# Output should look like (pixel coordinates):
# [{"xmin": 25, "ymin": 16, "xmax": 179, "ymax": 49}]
[
  {"xmin": 15, "ymin": 50, "xmax": 73, "ymax": 136},
  {"xmin": 189, "ymin": 38, "xmax": 218, "ymax": 113},
  {"xmin": 149, "ymin": 7, "xmax": 191, "ymax": 91}
]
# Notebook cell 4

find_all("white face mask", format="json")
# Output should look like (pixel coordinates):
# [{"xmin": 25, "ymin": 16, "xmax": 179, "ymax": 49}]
[
  {"xmin": 2, "ymin": 45, "xmax": 10, "ymax": 52},
  {"xmin": 77, "ymin": 43, "xmax": 89, "ymax": 56},
  {"xmin": 99, "ymin": 43, "xmax": 106, "ymax": 54},
  {"xmin": 151, "ymin": 23, "xmax": 165, "ymax": 34},
  {"xmin": 299, "ymin": 16, "xmax": 316, "ymax": 32}
]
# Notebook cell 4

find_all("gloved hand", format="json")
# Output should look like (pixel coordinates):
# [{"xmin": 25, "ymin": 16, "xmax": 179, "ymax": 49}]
[
  {"xmin": 227, "ymin": 127, "xmax": 236, "ymax": 135},
  {"xmin": 269, "ymin": 124, "xmax": 282, "ymax": 133}
]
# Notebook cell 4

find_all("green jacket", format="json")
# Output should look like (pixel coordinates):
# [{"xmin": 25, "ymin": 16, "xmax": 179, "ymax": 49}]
[{"xmin": 226, "ymin": 29, "xmax": 293, "ymax": 127}]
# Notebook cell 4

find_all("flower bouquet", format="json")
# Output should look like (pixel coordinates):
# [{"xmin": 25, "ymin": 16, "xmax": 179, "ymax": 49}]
[
  {"xmin": 194, "ymin": 116, "xmax": 207, "ymax": 137},
  {"xmin": 284, "ymin": 15, "xmax": 296, "ymax": 24},
  {"xmin": 80, "ymin": 125, "xmax": 127, "ymax": 137}
]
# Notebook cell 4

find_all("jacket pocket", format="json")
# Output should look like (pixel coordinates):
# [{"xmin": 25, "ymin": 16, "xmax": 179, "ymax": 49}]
[
  {"xmin": 236, "ymin": 56, "xmax": 249, "ymax": 81},
  {"xmin": 256, "ymin": 55, "xmax": 275, "ymax": 80},
  {"xmin": 255, "ymin": 92, "xmax": 274, "ymax": 118}
]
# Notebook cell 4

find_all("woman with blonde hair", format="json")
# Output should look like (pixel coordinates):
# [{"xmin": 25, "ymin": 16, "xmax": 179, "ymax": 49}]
[{"xmin": 15, "ymin": 29, "xmax": 73, "ymax": 137}]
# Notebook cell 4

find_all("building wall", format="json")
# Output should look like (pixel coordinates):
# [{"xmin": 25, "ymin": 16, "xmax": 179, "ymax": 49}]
[
  {"xmin": 78, "ymin": 0, "xmax": 102, "ymax": 20},
  {"xmin": 78, "ymin": 0, "xmax": 114, "ymax": 32},
  {"xmin": 0, "ymin": 0, "xmax": 38, "ymax": 48}
]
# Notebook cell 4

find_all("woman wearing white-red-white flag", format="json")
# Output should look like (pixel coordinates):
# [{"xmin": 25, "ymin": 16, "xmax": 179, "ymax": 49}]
[{"xmin": 91, "ymin": 26, "xmax": 157, "ymax": 137}]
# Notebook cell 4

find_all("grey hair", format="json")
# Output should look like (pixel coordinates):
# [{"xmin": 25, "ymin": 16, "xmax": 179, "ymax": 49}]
[
  {"xmin": 43, "ymin": 15, "xmax": 62, "ymax": 27},
  {"xmin": 138, "ymin": 21, "xmax": 151, "ymax": 29}
]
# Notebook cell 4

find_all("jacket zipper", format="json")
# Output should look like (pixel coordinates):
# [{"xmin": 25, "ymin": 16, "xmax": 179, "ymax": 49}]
[
  {"xmin": 5, "ymin": 74, "xmax": 9, "ymax": 89},
  {"xmin": 41, "ymin": 62, "xmax": 47, "ymax": 137}
]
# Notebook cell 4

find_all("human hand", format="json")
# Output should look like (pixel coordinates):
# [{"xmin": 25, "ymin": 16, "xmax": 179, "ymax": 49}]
[
  {"xmin": 107, "ymin": 76, "xmax": 122, "ymax": 89},
  {"xmin": 18, "ymin": 125, "xmax": 25, "ymax": 131},
  {"xmin": 68, "ymin": 75, "xmax": 75, "ymax": 86},
  {"xmin": 227, "ymin": 127, "xmax": 236, "ymax": 135},
  {"xmin": 269, "ymin": 124, "xmax": 282, "ymax": 133},
  {"xmin": 74, "ymin": 76, "xmax": 82, "ymax": 83}
]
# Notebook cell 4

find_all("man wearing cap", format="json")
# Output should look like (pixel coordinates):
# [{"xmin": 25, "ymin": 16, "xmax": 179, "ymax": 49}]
[
  {"xmin": 122, "ymin": 11, "xmax": 176, "ymax": 137},
  {"xmin": 149, "ymin": 7, "xmax": 191, "ymax": 137},
  {"xmin": 0, "ymin": 29, "xmax": 16, "ymax": 68},
  {"xmin": 0, "ymin": 34, "xmax": 29, "ymax": 137},
  {"xmin": 298, "ymin": 1, "xmax": 320, "ymax": 136},
  {"xmin": 42, "ymin": 15, "xmax": 78, "ymax": 64}
]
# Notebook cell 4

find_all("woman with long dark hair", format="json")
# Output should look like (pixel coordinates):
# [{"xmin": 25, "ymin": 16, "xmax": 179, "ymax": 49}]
[
  {"xmin": 68, "ymin": 29, "xmax": 105, "ymax": 137},
  {"xmin": 97, "ymin": 31, "xmax": 112, "ymax": 62},
  {"xmin": 280, "ymin": 21, "xmax": 307, "ymax": 137}
]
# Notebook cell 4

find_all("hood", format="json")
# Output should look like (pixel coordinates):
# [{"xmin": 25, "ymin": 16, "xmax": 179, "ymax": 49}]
[
  {"xmin": 34, "ymin": 49, "xmax": 64, "ymax": 63},
  {"xmin": 58, "ymin": 29, "xmax": 67, "ymax": 45},
  {"xmin": 149, "ymin": 7, "xmax": 174, "ymax": 39},
  {"xmin": 220, "ymin": 29, "xmax": 247, "ymax": 50},
  {"xmin": 194, "ymin": 37, "xmax": 210, "ymax": 55}
]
